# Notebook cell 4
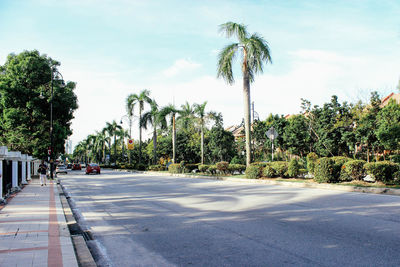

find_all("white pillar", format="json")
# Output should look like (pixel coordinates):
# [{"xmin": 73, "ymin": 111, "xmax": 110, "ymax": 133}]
[
  {"xmin": 27, "ymin": 156, "xmax": 32, "ymax": 181},
  {"xmin": 0, "ymin": 146, "xmax": 8, "ymax": 200},
  {"xmin": 8, "ymin": 151, "xmax": 21, "ymax": 191},
  {"xmin": 21, "ymin": 154, "xmax": 27, "ymax": 185}
]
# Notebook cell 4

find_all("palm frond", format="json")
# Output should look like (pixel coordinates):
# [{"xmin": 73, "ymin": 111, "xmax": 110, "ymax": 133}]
[
  {"xmin": 217, "ymin": 43, "xmax": 239, "ymax": 85},
  {"xmin": 219, "ymin": 22, "xmax": 248, "ymax": 42}
]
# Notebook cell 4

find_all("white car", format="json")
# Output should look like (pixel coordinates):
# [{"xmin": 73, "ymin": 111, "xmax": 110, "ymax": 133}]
[{"xmin": 56, "ymin": 165, "xmax": 68, "ymax": 174}]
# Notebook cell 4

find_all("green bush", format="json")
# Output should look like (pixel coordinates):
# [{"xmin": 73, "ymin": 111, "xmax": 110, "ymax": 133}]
[
  {"xmin": 228, "ymin": 164, "xmax": 246, "ymax": 174},
  {"xmin": 331, "ymin": 156, "xmax": 352, "ymax": 167},
  {"xmin": 263, "ymin": 164, "xmax": 276, "ymax": 178},
  {"xmin": 207, "ymin": 165, "xmax": 217, "ymax": 175},
  {"xmin": 168, "ymin": 163, "xmax": 181, "ymax": 173},
  {"xmin": 135, "ymin": 163, "xmax": 147, "ymax": 171},
  {"xmin": 148, "ymin": 165, "xmax": 165, "ymax": 171},
  {"xmin": 364, "ymin": 161, "xmax": 400, "ymax": 184},
  {"xmin": 271, "ymin": 161, "xmax": 289, "ymax": 178},
  {"xmin": 299, "ymin": 168, "xmax": 308, "ymax": 177},
  {"xmin": 230, "ymin": 156, "xmax": 245, "ymax": 165},
  {"xmin": 251, "ymin": 162, "xmax": 268, "ymax": 167},
  {"xmin": 198, "ymin": 164, "xmax": 209, "ymax": 173},
  {"xmin": 340, "ymin": 160, "xmax": 366, "ymax": 181},
  {"xmin": 306, "ymin": 152, "xmax": 318, "ymax": 174},
  {"xmin": 314, "ymin": 157, "xmax": 338, "ymax": 183},
  {"xmin": 389, "ymin": 155, "xmax": 400, "ymax": 164},
  {"xmin": 216, "ymin": 161, "xmax": 229, "ymax": 174},
  {"xmin": 288, "ymin": 159, "xmax": 300, "ymax": 178},
  {"xmin": 185, "ymin": 164, "xmax": 199, "ymax": 173},
  {"xmin": 245, "ymin": 165, "xmax": 262, "ymax": 179}
]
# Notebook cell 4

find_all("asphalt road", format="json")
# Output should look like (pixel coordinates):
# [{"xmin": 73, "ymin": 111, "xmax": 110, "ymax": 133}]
[{"xmin": 60, "ymin": 169, "xmax": 400, "ymax": 267}]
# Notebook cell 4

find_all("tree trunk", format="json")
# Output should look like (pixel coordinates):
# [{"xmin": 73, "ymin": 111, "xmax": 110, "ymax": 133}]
[
  {"xmin": 153, "ymin": 127, "xmax": 157, "ymax": 165},
  {"xmin": 201, "ymin": 122, "xmax": 204, "ymax": 165},
  {"xmin": 243, "ymin": 71, "xmax": 252, "ymax": 167},
  {"xmin": 139, "ymin": 109, "xmax": 142, "ymax": 164},
  {"xmin": 114, "ymin": 135, "xmax": 117, "ymax": 164},
  {"xmin": 172, "ymin": 114, "xmax": 176, "ymax": 163}
]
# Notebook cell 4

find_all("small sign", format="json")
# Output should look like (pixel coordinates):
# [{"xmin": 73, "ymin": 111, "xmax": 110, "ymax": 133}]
[
  {"xmin": 127, "ymin": 139, "xmax": 134, "ymax": 150},
  {"xmin": 266, "ymin": 127, "xmax": 279, "ymax": 140}
]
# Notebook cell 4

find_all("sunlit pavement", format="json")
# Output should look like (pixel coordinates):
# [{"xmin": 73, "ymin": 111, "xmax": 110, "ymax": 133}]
[
  {"xmin": 61, "ymin": 169, "xmax": 400, "ymax": 266},
  {"xmin": 0, "ymin": 178, "xmax": 78, "ymax": 267}
]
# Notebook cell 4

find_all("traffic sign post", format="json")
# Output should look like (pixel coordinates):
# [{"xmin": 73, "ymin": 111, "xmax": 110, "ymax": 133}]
[
  {"xmin": 266, "ymin": 127, "xmax": 279, "ymax": 161},
  {"xmin": 127, "ymin": 139, "xmax": 134, "ymax": 150}
]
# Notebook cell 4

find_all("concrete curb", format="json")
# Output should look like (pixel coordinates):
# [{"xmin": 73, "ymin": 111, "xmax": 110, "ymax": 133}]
[
  {"xmin": 113, "ymin": 168, "xmax": 400, "ymax": 197},
  {"xmin": 57, "ymin": 183, "xmax": 97, "ymax": 267}
]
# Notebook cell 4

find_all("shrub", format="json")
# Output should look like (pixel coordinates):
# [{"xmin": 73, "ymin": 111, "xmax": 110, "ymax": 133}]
[
  {"xmin": 287, "ymin": 159, "xmax": 300, "ymax": 178},
  {"xmin": 168, "ymin": 163, "xmax": 181, "ymax": 174},
  {"xmin": 230, "ymin": 156, "xmax": 245, "ymax": 165},
  {"xmin": 198, "ymin": 164, "xmax": 210, "ymax": 173},
  {"xmin": 135, "ymin": 163, "xmax": 147, "ymax": 171},
  {"xmin": 340, "ymin": 160, "xmax": 366, "ymax": 181},
  {"xmin": 185, "ymin": 164, "xmax": 199, "ymax": 173},
  {"xmin": 263, "ymin": 164, "xmax": 276, "ymax": 178},
  {"xmin": 306, "ymin": 152, "xmax": 318, "ymax": 174},
  {"xmin": 216, "ymin": 161, "xmax": 229, "ymax": 174},
  {"xmin": 251, "ymin": 162, "xmax": 268, "ymax": 167},
  {"xmin": 245, "ymin": 165, "xmax": 262, "ymax": 179},
  {"xmin": 389, "ymin": 155, "xmax": 400, "ymax": 164},
  {"xmin": 271, "ymin": 161, "xmax": 289, "ymax": 178},
  {"xmin": 148, "ymin": 165, "xmax": 165, "ymax": 171},
  {"xmin": 228, "ymin": 164, "xmax": 246, "ymax": 174},
  {"xmin": 207, "ymin": 165, "xmax": 217, "ymax": 175},
  {"xmin": 314, "ymin": 157, "xmax": 338, "ymax": 183},
  {"xmin": 364, "ymin": 161, "xmax": 400, "ymax": 184},
  {"xmin": 331, "ymin": 156, "xmax": 351, "ymax": 167},
  {"xmin": 299, "ymin": 168, "xmax": 308, "ymax": 177}
]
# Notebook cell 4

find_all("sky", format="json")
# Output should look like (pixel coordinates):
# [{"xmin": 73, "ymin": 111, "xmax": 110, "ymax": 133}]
[{"xmin": 1, "ymin": 0, "xmax": 400, "ymax": 151}]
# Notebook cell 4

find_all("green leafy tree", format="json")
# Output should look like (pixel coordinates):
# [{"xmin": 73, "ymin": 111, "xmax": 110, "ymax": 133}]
[
  {"xmin": 217, "ymin": 22, "xmax": 272, "ymax": 166},
  {"xmin": 159, "ymin": 104, "xmax": 181, "ymax": 163},
  {"xmin": 283, "ymin": 114, "xmax": 311, "ymax": 157},
  {"xmin": 0, "ymin": 50, "xmax": 78, "ymax": 159},
  {"xmin": 205, "ymin": 123, "xmax": 236, "ymax": 163},
  {"xmin": 376, "ymin": 99, "xmax": 400, "ymax": 151}
]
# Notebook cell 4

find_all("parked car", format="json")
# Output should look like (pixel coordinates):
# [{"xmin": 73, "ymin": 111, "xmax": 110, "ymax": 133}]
[
  {"xmin": 67, "ymin": 163, "xmax": 73, "ymax": 169},
  {"xmin": 72, "ymin": 163, "xmax": 81, "ymax": 170},
  {"xmin": 86, "ymin": 163, "xmax": 101, "ymax": 175},
  {"xmin": 56, "ymin": 165, "xmax": 68, "ymax": 174}
]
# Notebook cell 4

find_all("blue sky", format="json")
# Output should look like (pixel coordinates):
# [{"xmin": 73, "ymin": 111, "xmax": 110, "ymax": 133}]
[{"xmin": 1, "ymin": 0, "xmax": 400, "ymax": 150}]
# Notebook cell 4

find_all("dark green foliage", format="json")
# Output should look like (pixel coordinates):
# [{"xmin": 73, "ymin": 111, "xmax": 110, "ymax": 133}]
[
  {"xmin": 389, "ymin": 155, "xmax": 400, "ymax": 164},
  {"xmin": 288, "ymin": 159, "xmax": 300, "ymax": 178},
  {"xmin": 376, "ymin": 100, "xmax": 400, "ymax": 151},
  {"xmin": 245, "ymin": 165, "xmax": 262, "ymax": 179},
  {"xmin": 168, "ymin": 163, "xmax": 181, "ymax": 173},
  {"xmin": 185, "ymin": 164, "xmax": 199, "ymax": 173},
  {"xmin": 306, "ymin": 152, "xmax": 318, "ymax": 174},
  {"xmin": 340, "ymin": 160, "xmax": 366, "ymax": 181},
  {"xmin": 230, "ymin": 155, "xmax": 245, "ymax": 165},
  {"xmin": 263, "ymin": 164, "xmax": 276, "ymax": 178},
  {"xmin": 148, "ymin": 165, "xmax": 165, "ymax": 171},
  {"xmin": 283, "ymin": 115, "xmax": 312, "ymax": 157},
  {"xmin": 135, "ymin": 163, "xmax": 147, "ymax": 171},
  {"xmin": 228, "ymin": 164, "xmax": 246, "ymax": 174},
  {"xmin": 216, "ymin": 161, "xmax": 229, "ymax": 174},
  {"xmin": 198, "ymin": 164, "xmax": 209, "ymax": 173},
  {"xmin": 207, "ymin": 165, "xmax": 217, "ymax": 175},
  {"xmin": 314, "ymin": 157, "xmax": 338, "ymax": 183},
  {"xmin": 364, "ymin": 161, "xmax": 400, "ymax": 184},
  {"xmin": 331, "ymin": 156, "xmax": 351, "ymax": 167},
  {"xmin": 205, "ymin": 125, "xmax": 236, "ymax": 163},
  {"xmin": 270, "ymin": 161, "xmax": 289, "ymax": 177}
]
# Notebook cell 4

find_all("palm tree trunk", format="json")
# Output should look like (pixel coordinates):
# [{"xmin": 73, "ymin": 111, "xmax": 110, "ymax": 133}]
[
  {"xmin": 153, "ymin": 127, "xmax": 157, "ymax": 165},
  {"xmin": 114, "ymin": 135, "xmax": 117, "ymax": 164},
  {"xmin": 243, "ymin": 71, "xmax": 252, "ymax": 167},
  {"xmin": 172, "ymin": 114, "xmax": 176, "ymax": 163},
  {"xmin": 201, "ymin": 122, "xmax": 204, "ymax": 164},
  {"xmin": 139, "ymin": 109, "xmax": 142, "ymax": 164}
]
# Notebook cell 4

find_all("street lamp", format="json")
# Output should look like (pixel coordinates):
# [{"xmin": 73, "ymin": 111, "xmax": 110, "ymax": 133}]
[{"xmin": 40, "ymin": 66, "xmax": 64, "ymax": 179}]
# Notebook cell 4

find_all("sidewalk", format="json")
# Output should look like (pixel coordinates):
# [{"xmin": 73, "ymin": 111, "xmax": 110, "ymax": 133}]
[{"xmin": 0, "ymin": 179, "xmax": 78, "ymax": 267}]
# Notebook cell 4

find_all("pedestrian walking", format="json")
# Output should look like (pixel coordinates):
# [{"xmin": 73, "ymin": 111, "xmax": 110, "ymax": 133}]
[{"xmin": 38, "ymin": 160, "xmax": 48, "ymax": 186}]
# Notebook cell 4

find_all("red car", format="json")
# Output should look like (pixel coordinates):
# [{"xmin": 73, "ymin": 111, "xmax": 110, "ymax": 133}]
[
  {"xmin": 86, "ymin": 163, "xmax": 101, "ymax": 175},
  {"xmin": 72, "ymin": 163, "xmax": 81, "ymax": 170}
]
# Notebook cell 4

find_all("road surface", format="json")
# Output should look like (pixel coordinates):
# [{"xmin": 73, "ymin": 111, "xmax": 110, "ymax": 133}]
[{"xmin": 60, "ymin": 169, "xmax": 400, "ymax": 266}]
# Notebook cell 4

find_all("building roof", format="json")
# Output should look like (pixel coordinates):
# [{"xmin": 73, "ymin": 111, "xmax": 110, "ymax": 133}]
[{"xmin": 381, "ymin": 92, "xmax": 400, "ymax": 107}]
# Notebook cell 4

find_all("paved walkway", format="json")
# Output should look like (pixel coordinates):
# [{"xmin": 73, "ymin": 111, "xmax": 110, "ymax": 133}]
[{"xmin": 0, "ymin": 179, "xmax": 78, "ymax": 267}]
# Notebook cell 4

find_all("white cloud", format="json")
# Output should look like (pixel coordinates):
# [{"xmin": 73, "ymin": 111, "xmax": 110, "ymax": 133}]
[{"xmin": 162, "ymin": 59, "xmax": 201, "ymax": 78}]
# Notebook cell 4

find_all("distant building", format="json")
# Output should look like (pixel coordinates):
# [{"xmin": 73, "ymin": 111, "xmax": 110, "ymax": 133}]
[
  {"xmin": 225, "ymin": 125, "xmax": 244, "ymax": 140},
  {"xmin": 380, "ymin": 92, "xmax": 400, "ymax": 107}
]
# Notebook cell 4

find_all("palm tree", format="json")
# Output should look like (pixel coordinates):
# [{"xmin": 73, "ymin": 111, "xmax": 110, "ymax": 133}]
[
  {"xmin": 126, "ymin": 89, "xmax": 151, "ymax": 163},
  {"xmin": 116, "ymin": 128, "xmax": 129, "ymax": 163},
  {"xmin": 217, "ymin": 22, "xmax": 272, "ymax": 166},
  {"xmin": 178, "ymin": 101, "xmax": 195, "ymax": 129},
  {"xmin": 105, "ymin": 120, "xmax": 122, "ymax": 165},
  {"xmin": 141, "ymin": 99, "xmax": 165, "ymax": 164},
  {"xmin": 159, "ymin": 104, "xmax": 181, "ymax": 163},
  {"xmin": 101, "ymin": 127, "xmax": 112, "ymax": 163},
  {"xmin": 194, "ymin": 101, "xmax": 213, "ymax": 165},
  {"xmin": 94, "ymin": 131, "xmax": 107, "ymax": 163}
]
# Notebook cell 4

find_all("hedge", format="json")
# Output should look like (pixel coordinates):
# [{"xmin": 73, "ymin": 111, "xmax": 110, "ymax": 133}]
[
  {"xmin": 364, "ymin": 161, "xmax": 400, "ymax": 184},
  {"xmin": 314, "ymin": 157, "xmax": 338, "ymax": 183},
  {"xmin": 270, "ymin": 161, "xmax": 289, "ymax": 178},
  {"xmin": 288, "ymin": 159, "xmax": 300, "ymax": 178},
  {"xmin": 245, "ymin": 165, "xmax": 262, "ymax": 179},
  {"xmin": 168, "ymin": 164, "xmax": 181, "ymax": 174},
  {"xmin": 216, "ymin": 161, "xmax": 229, "ymax": 174},
  {"xmin": 263, "ymin": 164, "xmax": 276, "ymax": 178},
  {"xmin": 228, "ymin": 164, "xmax": 246, "ymax": 174},
  {"xmin": 340, "ymin": 160, "xmax": 366, "ymax": 181},
  {"xmin": 148, "ymin": 165, "xmax": 165, "ymax": 171},
  {"xmin": 306, "ymin": 152, "xmax": 318, "ymax": 174}
]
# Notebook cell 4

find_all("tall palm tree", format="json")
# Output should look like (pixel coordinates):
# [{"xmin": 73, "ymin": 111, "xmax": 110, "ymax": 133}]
[
  {"xmin": 178, "ymin": 101, "xmax": 195, "ymax": 129},
  {"xmin": 105, "ymin": 120, "xmax": 122, "ymax": 165},
  {"xmin": 94, "ymin": 131, "xmax": 107, "ymax": 163},
  {"xmin": 159, "ymin": 104, "xmax": 181, "ymax": 163},
  {"xmin": 126, "ymin": 89, "xmax": 151, "ymax": 163},
  {"xmin": 141, "ymin": 99, "xmax": 165, "ymax": 164},
  {"xmin": 101, "ymin": 127, "xmax": 112, "ymax": 163},
  {"xmin": 217, "ymin": 22, "xmax": 272, "ymax": 166},
  {"xmin": 116, "ymin": 128, "xmax": 129, "ymax": 163},
  {"xmin": 194, "ymin": 101, "xmax": 212, "ymax": 165}
]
